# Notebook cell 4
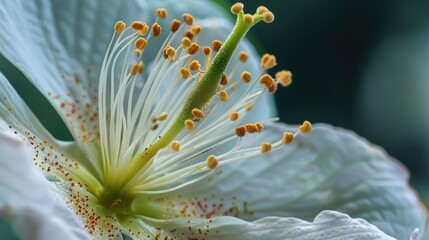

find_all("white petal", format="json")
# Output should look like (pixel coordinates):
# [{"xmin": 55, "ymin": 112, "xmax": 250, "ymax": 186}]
[
  {"xmin": 121, "ymin": 210, "xmax": 396, "ymax": 240},
  {"xmin": 147, "ymin": 123, "xmax": 426, "ymax": 239},
  {"xmin": 0, "ymin": 129, "xmax": 89, "ymax": 240}
]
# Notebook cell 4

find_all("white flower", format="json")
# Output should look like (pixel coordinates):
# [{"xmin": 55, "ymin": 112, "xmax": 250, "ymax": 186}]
[{"xmin": 0, "ymin": 0, "xmax": 426, "ymax": 239}]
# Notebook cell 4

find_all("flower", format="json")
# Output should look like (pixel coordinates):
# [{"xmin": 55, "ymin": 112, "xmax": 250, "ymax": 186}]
[{"xmin": 0, "ymin": 0, "xmax": 427, "ymax": 239}]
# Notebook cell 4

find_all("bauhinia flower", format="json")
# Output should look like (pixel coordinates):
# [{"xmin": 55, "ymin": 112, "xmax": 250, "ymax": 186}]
[{"xmin": 0, "ymin": 0, "xmax": 427, "ymax": 239}]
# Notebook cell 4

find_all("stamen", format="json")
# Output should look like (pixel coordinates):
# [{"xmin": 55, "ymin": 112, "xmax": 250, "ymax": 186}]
[
  {"xmin": 220, "ymin": 72, "xmax": 228, "ymax": 85},
  {"xmin": 241, "ymin": 71, "xmax": 252, "ymax": 83},
  {"xmin": 184, "ymin": 119, "xmax": 194, "ymax": 130},
  {"xmin": 131, "ymin": 21, "xmax": 148, "ymax": 34},
  {"xmin": 181, "ymin": 37, "xmax": 192, "ymax": 48},
  {"xmin": 238, "ymin": 51, "xmax": 249, "ymax": 62},
  {"xmin": 219, "ymin": 90, "xmax": 229, "ymax": 101},
  {"xmin": 255, "ymin": 122, "xmax": 264, "ymax": 132},
  {"xmin": 260, "ymin": 142, "xmax": 272, "ymax": 153},
  {"xmin": 135, "ymin": 38, "xmax": 147, "ymax": 51},
  {"xmin": 281, "ymin": 132, "xmax": 294, "ymax": 144},
  {"xmin": 230, "ymin": 111, "xmax": 239, "ymax": 121},
  {"xmin": 257, "ymin": 6, "xmax": 269, "ymax": 14},
  {"xmin": 157, "ymin": 112, "xmax": 169, "ymax": 121},
  {"xmin": 187, "ymin": 42, "xmax": 200, "ymax": 55},
  {"xmin": 182, "ymin": 13, "xmax": 194, "ymax": 25},
  {"xmin": 244, "ymin": 14, "xmax": 254, "ymax": 25},
  {"xmin": 170, "ymin": 19, "xmax": 181, "ymax": 32},
  {"xmin": 189, "ymin": 60, "xmax": 201, "ymax": 72},
  {"xmin": 191, "ymin": 25, "xmax": 202, "ymax": 35},
  {"xmin": 156, "ymin": 8, "xmax": 168, "ymax": 19},
  {"xmin": 179, "ymin": 67, "xmax": 191, "ymax": 79},
  {"xmin": 300, "ymin": 121, "xmax": 312, "ymax": 133},
  {"xmin": 114, "ymin": 21, "xmax": 126, "ymax": 33},
  {"xmin": 191, "ymin": 108, "xmax": 204, "ymax": 120},
  {"xmin": 235, "ymin": 126, "xmax": 246, "ymax": 137},
  {"xmin": 244, "ymin": 124, "xmax": 259, "ymax": 133},
  {"xmin": 245, "ymin": 103, "xmax": 253, "ymax": 111},
  {"xmin": 151, "ymin": 23, "xmax": 162, "ymax": 37},
  {"xmin": 276, "ymin": 70, "xmax": 292, "ymax": 87},
  {"xmin": 206, "ymin": 155, "xmax": 219, "ymax": 169},
  {"xmin": 212, "ymin": 40, "xmax": 222, "ymax": 52},
  {"xmin": 231, "ymin": 2, "xmax": 244, "ymax": 14},
  {"xmin": 263, "ymin": 11, "xmax": 275, "ymax": 23},
  {"xmin": 261, "ymin": 53, "xmax": 277, "ymax": 69},
  {"xmin": 183, "ymin": 30, "xmax": 194, "ymax": 41},
  {"xmin": 169, "ymin": 141, "xmax": 181, "ymax": 152}
]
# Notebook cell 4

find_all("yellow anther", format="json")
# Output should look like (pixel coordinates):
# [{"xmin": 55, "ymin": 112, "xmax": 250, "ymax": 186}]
[
  {"xmin": 212, "ymin": 40, "xmax": 222, "ymax": 52},
  {"xmin": 169, "ymin": 141, "xmax": 180, "ymax": 152},
  {"xmin": 231, "ymin": 2, "xmax": 244, "ymax": 14},
  {"xmin": 191, "ymin": 25, "xmax": 202, "ymax": 35},
  {"xmin": 268, "ymin": 83, "xmax": 278, "ymax": 93},
  {"xmin": 261, "ymin": 53, "xmax": 277, "ymax": 69},
  {"xmin": 131, "ymin": 21, "xmax": 147, "ymax": 32},
  {"xmin": 230, "ymin": 111, "xmax": 239, "ymax": 121},
  {"xmin": 235, "ymin": 126, "xmax": 246, "ymax": 137},
  {"xmin": 135, "ymin": 38, "xmax": 147, "ymax": 50},
  {"xmin": 258, "ymin": 74, "xmax": 275, "ymax": 86},
  {"xmin": 131, "ymin": 62, "xmax": 140, "ymax": 75},
  {"xmin": 180, "ymin": 67, "xmax": 191, "ymax": 79},
  {"xmin": 241, "ymin": 71, "xmax": 252, "ymax": 83},
  {"xmin": 245, "ymin": 103, "xmax": 253, "ymax": 111},
  {"xmin": 300, "ymin": 121, "xmax": 312, "ymax": 133},
  {"xmin": 181, "ymin": 37, "xmax": 192, "ymax": 48},
  {"xmin": 191, "ymin": 108, "xmax": 204, "ymax": 119},
  {"xmin": 189, "ymin": 60, "xmax": 201, "ymax": 71},
  {"xmin": 206, "ymin": 155, "xmax": 219, "ymax": 170},
  {"xmin": 260, "ymin": 142, "xmax": 272, "ymax": 153},
  {"xmin": 182, "ymin": 13, "xmax": 194, "ymax": 25},
  {"xmin": 170, "ymin": 19, "xmax": 181, "ymax": 32},
  {"xmin": 183, "ymin": 30, "xmax": 194, "ymax": 41},
  {"xmin": 152, "ymin": 23, "xmax": 162, "ymax": 37},
  {"xmin": 263, "ymin": 11, "xmax": 275, "ymax": 23},
  {"xmin": 220, "ymin": 72, "xmax": 228, "ymax": 85},
  {"xmin": 165, "ymin": 47, "xmax": 176, "ymax": 60},
  {"xmin": 163, "ymin": 46, "xmax": 173, "ymax": 59},
  {"xmin": 257, "ymin": 6, "xmax": 268, "ymax": 14},
  {"xmin": 276, "ymin": 70, "xmax": 292, "ymax": 87},
  {"xmin": 245, "ymin": 124, "xmax": 259, "ymax": 133},
  {"xmin": 219, "ymin": 90, "xmax": 229, "ymax": 101},
  {"xmin": 114, "ymin": 21, "xmax": 126, "ymax": 33},
  {"xmin": 187, "ymin": 42, "xmax": 200, "ymax": 55},
  {"xmin": 150, "ymin": 123, "xmax": 159, "ymax": 130},
  {"xmin": 136, "ymin": 61, "xmax": 144, "ymax": 73},
  {"xmin": 133, "ymin": 49, "xmax": 141, "ymax": 56},
  {"xmin": 238, "ymin": 51, "xmax": 249, "ymax": 62},
  {"xmin": 244, "ymin": 14, "xmax": 254, "ymax": 24},
  {"xmin": 203, "ymin": 46, "xmax": 212, "ymax": 56},
  {"xmin": 255, "ymin": 122, "xmax": 264, "ymax": 132},
  {"xmin": 157, "ymin": 112, "xmax": 168, "ymax": 121},
  {"xmin": 184, "ymin": 119, "xmax": 194, "ymax": 130},
  {"xmin": 156, "ymin": 8, "xmax": 168, "ymax": 19},
  {"xmin": 281, "ymin": 132, "xmax": 294, "ymax": 144}
]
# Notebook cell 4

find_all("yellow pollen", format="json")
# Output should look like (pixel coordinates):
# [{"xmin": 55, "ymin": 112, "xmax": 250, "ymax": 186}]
[
  {"xmin": 181, "ymin": 37, "xmax": 192, "ymax": 48},
  {"xmin": 203, "ymin": 46, "xmax": 212, "ymax": 56},
  {"xmin": 187, "ymin": 42, "xmax": 200, "ymax": 55},
  {"xmin": 170, "ymin": 141, "xmax": 180, "ymax": 152},
  {"xmin": 191, "ymin": 25, "xmax": 202, "ymax": 35},
  {"xmin": 157, "ymin": 112, "xmax": 168, "ymax": 121},
  {"xmin": 235, "ymin": 126, "xmax": 246, "ymax": 137},
  {"xmin": 219, "ymin": 90, "xmax": 229, "ymax": 101},
  {"xmin": 281, "ymin": 132, "xmax": 294, "ymax": 144},
  {"xmin": 245, "ymin": 103, "xmax": 253, "ymax": 111},
  {"xmin": 184, "ymin": 119, "xmax": 195, "ymax": 130},
  {"xmin": 241, "ymin": 71, "xmax": 252, "ymax": 83},
  {"xmin": 206, "ymin": 155, "xmax": 219, "ymax": 170},
  {"xmin": 135, "ymin": 38, "xmax": 147, "ymax": 50},
  {"xmin": 261, "ymin": 53, "xmax": 277, "ymax": 69},
  {"xmin": 212, "ymin": 40, "xmax": 222, "ymax": 52},
  {"xmin": 245, "ymin": 124, "xmax": 259, "ymax": 133},
  {"xmin": 263, "ymin": 11, "xmax": 275, "ymax": 23},
  {"xmin": 152, "ymin": 23, "xmax": 162, "ymax": 37},
  {"xmin": 189, "ymin": 60, "xmax": 201, "ymax": 71},
  {"xmin": 179, "ymin": 67, "xmax": 191, "ymax": 79},
  {"xmin": 182, "ymin": 13, "xmax": 194, "ymax": 25},
  {"xmin": 220, "ymin": 72, "xmax": 228, "ymax": 85},
  {"xmin": 276, "ymin": 70, "xmax": 292, "ymax": 87},
  {"xmin": 156, "ymin": 8, "xmax": 168, "ymax": 19},
  {"xmin": 170, "ymin": 19, "xmax": 181, "ymax": 32},
  {"xmin": 238, "ymin": 51, "xmax": 249, "ymax": 62},
  {"xmin": 230, "ymin": 111, "xmax": 239, "ymax": 121},
  {"xmin": 260, "ymin": 142, "xmax": 272, "ymax": 153},
  {"xmin": 191, "ymin": 108, "xmax": 204, "ymax": 119},
  {"xmin": 244, "ymin": 14, "xmax": 254, "ymax": 24},
  {"xmin": 231, "ymin": 2, "xmax": 244, "ymax": 14},
  {"xmin": 114, "ymin": 21, "xmax": 126, "ymax": 33},
  {"xmin": 257, "ymin": 6, "xmax": 268, "ymax": 14},
  {"xmin": 255, "ymin": 122, "xmax": 264, "ymax": 132},
  {"xmin": 300, "ymin": 121, "xmax": 312, "ymax": 133},
  {"xmin": 131, "ymin": 21, "xmax": 147, "ymax": 32}
]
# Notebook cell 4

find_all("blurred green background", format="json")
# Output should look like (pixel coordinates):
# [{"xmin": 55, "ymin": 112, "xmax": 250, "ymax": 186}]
[{"xmin": 220, "ymin": 0, "xmax": 429, "ymax": 202}]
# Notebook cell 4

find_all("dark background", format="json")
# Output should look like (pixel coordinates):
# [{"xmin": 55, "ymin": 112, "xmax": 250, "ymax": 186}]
[{"xmin": 220, "ymin": 0, "xmax": 429, "ymax": 202}]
